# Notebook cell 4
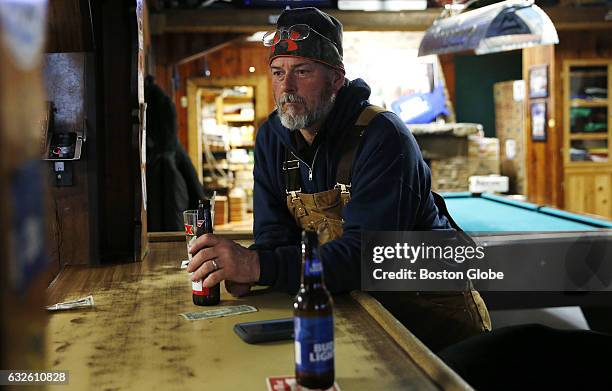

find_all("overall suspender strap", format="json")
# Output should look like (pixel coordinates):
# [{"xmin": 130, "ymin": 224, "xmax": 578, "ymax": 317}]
[
  {"xmin": 431, "ymin": 191, "xmax": 463, "ymax": 231},
  {"xmin": 430, "ymin": 191, "xmax": 474, "ymax": 246},
  {"xmin": 283, "ymin": 147, "xmax": 302, "ymax": 194},
  {"xmin": 335, "ymin": 105, "xmax": 387, "ymax": 189},
  {"xmin": 282, "ymin": 105, "xmax": 387, "ymax": 195}
]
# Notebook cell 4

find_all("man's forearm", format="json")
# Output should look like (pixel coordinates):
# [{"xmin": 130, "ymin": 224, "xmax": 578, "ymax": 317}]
[{"xmin": 254, "ymin": 242, "xmax": 360, "ymax": 295}]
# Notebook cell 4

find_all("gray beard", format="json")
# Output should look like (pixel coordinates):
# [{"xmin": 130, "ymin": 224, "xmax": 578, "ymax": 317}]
[{"xmin": 277, "ymin": 91, "xmax": 336, "ymax": 130}]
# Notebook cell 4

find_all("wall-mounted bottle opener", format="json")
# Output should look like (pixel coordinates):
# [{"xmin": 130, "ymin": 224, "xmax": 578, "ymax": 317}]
[
  {"xmin": 43, "ymin": 118, "xmax": 87, "ymax": 161},
  {"xmin": 42, "ymin": 103, "xmax": 87, "ymax": 186}
]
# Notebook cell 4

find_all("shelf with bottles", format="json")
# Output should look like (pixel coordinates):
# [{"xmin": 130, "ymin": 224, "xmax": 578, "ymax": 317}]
[
  {"xmin": 202, "ymin": 114, "xmax": 255, "ymax": 154},
  {"xmin": 227, "ymin": 148, "xmax": 254, "ymax": 169},
  {"xmin": 203, "ymin": 161, "xmax": 228, "ymax": 171},
  {"xmin": 202, "ymin": 124, "xmax": 255, "ymax": 150},
  {"xmin": 202, "ymin": 149, "xmax": 254, "ymax": 174},
  {"xmin": 201, "ymin": 169, "xmax": 254, "ymax": 224},
  {"xmin": 223, "ymin": 114, "xmax": 255, "ymax": 123},
  {"xmin": 221, "ymin": 86, "xmax": 253, "ymax": 100},
  {"xmin": 202, "ymin": 161, "xmax": 255, "ymax": 173},
  {"xmin": 202, "ymin": 175, "xmax": 232, "ymax": 191},
  {"xmin": 202, "ymin": 119, "xmax": 229, "ymax": 152},
  {"xmin": 200, "ymin": 85, "xmax": 258, "ymax": 201},
  {"xmin": 215, "ymin": 86, "xmax": 255, "ymax": 124},
  {"xmin": 228, "ymin": 125, "xmax": 255, "ymax": 149}
]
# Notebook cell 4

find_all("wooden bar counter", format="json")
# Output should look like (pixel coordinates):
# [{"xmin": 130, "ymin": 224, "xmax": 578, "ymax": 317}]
[{"xmin": 46, "ymin": 240, "xmax": 471, "ymax": 390}]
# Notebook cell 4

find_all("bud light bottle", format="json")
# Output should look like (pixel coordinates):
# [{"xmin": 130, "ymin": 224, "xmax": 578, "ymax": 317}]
[
  {"xmin": 293, "ymin": 230, "xmax": 334, "ymax": 389},
  {"xmin": 193, "ymin": 198, "xmax": 220, "ymax": 306}
]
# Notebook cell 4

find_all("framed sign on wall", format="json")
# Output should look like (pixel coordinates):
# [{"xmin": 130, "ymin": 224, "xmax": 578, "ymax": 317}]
[
  {"xmin": 531, "ymin": 101, "xmax": 547, "ymax": 142},
  {"xmin": 529, "ymin": 65, "xmax": 548, "ymax": 99}
]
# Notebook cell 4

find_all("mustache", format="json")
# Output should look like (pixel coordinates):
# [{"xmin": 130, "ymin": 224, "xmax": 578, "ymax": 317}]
[{"xmin": 278, "ymin": 93, "xmax": 306, "ymax": 105}]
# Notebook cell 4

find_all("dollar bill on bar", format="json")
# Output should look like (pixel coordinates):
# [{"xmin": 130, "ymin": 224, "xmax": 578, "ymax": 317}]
[
  {"xmin": 180, "ymin": 259, "xmax": 189, "ymax": 269},
  {"xmin": 46, "ymin": 295, "xmax": 94, "ymax": 311},
  {"xmin": 180, "ymin": 305, "xmax": 257, "ymax": 321}
]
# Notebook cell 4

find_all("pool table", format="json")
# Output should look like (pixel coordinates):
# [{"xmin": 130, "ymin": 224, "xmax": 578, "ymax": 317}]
[
  {"xmin": 441, "ymin": 192, "xmax": 612, "ymax": 232},
  {"xmin": 442, "ymin": 193, "xmax": 612, "ymax": 329}
]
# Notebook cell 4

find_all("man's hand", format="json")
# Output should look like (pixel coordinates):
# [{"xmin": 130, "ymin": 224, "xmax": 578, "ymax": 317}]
[
  {"xmin": 187, "ymin": 234, "xmax": 260, "ymax": 291},
  {"xmin": 224, "ymin": 281, "xmax": 253, "ymax": 298}
]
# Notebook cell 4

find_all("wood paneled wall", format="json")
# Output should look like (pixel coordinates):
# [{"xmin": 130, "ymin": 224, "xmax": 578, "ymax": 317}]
[
  {"xmin": 153, "ymin": 33, "xmax": 244, "ymax": 67},
  {"xmin": 438, "ymin": 54, "xmax": 456, "ymax": 112},
  {"xmin": 45, "ymin": 53, "xmax": 95, "ymax": 267},
  {"xmin": 523, "ymin": 45, "xmax": 558, "ymax": 206},
  {"xmin": 556, "ymin": 30, "xmax": 612, "ymax": 60},
  {"xmin": 46, "ymin": 0, "xmax": 94, "ymax": 52},
  {"xmin": 154, "ymin": 39, "xmax": 273, "ymax": 150},
  {"xmin": 524, "ymin": 29, "xmax": 612, "ymax": 208}
]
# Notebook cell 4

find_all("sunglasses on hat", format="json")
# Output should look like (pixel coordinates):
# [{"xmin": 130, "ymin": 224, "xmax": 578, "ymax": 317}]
[{"xmin": 262, "ymin": 24, "xmax": 338, "ymax": 49}]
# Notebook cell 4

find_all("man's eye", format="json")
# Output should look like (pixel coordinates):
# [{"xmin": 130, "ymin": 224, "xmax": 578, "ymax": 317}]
[
  {"xmin": 272, "ymin": 71, "xmax": 283, "ymax": 77},
  {"xmin": 296, "ymin": 69, "xmax": 311, "ymax": 76}
]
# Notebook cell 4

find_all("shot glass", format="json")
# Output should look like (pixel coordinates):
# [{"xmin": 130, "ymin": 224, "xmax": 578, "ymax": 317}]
[{"xmin": 183, "ymin": 210, "xmax": 198, "ymax": 261}]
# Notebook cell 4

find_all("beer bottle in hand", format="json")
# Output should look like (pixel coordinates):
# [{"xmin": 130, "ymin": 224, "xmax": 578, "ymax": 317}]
[
  {"xmin": 192, "ymin": 198, "xmax": 220, "ymax": 306},
  {"xmin": 294, "ymin": 231, "xmax": 334, "ymax": 389}
]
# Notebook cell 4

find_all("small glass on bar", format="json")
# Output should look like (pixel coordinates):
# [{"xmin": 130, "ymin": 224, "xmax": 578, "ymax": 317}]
[{"xmin": 183, "ymin": 210, "xmax": 198, "ymax": 261}]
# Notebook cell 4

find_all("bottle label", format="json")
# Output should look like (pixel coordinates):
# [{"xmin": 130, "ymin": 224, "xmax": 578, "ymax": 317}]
[
  {"xmin": 305, "ymin": 258, "xmax": 323, "ymax": 277},
  {"xmin": 192, "ymin": 279, "xmax": 209, "ymax": 296},
  {"xmin": 294, "ymin": 316, "xmax": 334, "ymax": 374}
]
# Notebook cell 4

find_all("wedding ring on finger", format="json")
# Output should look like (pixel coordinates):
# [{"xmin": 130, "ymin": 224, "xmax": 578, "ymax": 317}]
[{"xmin": 211, "ymin": 259, "xmax": 219, "ymax": 271}]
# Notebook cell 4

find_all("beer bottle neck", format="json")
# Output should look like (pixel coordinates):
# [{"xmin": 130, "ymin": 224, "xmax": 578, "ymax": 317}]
[
  {"xmin": 301, "ymin": 249, "xmax": 324, "ymax": 286},
  {"xmin": 196, "ymin": 205, "xmax": 213, "ymax": 235}
]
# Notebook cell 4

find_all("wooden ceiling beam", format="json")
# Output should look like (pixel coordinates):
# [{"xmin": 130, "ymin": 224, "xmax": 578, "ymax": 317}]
[
  {"xmin": 152, "ymin": 9, "xmax": 440, "ymax": 33},
  {"xmin": 150, "ymin": 7, "xmax": 611, "ymax": 34}
]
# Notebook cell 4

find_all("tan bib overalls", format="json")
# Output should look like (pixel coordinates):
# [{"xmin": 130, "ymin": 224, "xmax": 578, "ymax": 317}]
[{"xmin": 283, "ymin": 105, "xmax": 491, "ymax": 351}]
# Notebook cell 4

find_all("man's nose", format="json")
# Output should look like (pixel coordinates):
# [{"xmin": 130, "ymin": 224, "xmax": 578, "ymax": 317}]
[{"xmin": 280, "ymin": 72, "xmax": 297, "ymax": 93}]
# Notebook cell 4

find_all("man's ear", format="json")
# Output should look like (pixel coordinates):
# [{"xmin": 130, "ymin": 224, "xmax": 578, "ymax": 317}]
[{"xmin": 331, "ymin": 69, "xmax": 345, "ymax": 93}]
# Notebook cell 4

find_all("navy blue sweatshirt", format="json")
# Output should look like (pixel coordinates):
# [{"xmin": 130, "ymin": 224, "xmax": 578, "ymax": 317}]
[{"xmin": 251, "ymin": 78, "xmax": 451, "ymax": 294}]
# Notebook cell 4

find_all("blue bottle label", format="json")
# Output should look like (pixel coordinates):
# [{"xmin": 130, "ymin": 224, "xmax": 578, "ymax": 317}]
[
  {"xmin": 304, "ymin": 257, "xmax": 323, "ymax": 277},
  {"xmin": 294, "ymin": 315, "xmax": 334, "ymax": 374}
]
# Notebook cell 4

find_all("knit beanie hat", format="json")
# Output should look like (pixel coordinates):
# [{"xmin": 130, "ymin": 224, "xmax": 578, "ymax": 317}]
[{"xmin": 268, "ymin": 7, "xmax": 344, "ymax": 73}]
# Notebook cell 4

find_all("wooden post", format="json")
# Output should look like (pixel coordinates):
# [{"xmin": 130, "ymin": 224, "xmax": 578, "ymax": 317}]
[{"xmin": 0, "ymin": 0, "xmax": 51, "ymax": 372}]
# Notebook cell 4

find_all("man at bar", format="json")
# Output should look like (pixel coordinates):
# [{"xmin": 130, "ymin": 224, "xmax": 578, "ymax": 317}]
[{"xmin": 188, "ymin": 7, "xmax": 490, "ymax": 350}]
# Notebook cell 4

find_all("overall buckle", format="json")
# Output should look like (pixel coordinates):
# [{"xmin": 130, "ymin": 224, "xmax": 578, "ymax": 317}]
[
  {"xmin": 282, "ymin": 160, "xmax": 300, "ymax": 171},
  {"xmin": 334, "ymin": 183, "xmax": 351, "ymax": 194},
  {"xmin": 288, "ymin": 191, "xmax": 308, "ymax": 217},
  {"xmin": 284, "ymin": 159, "xmax": 301, "ymax": 194}
]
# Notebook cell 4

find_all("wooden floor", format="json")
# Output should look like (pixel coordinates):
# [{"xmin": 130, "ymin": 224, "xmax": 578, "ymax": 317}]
[{"xmin": 45, "ymin": 241, "xmax": 470, "ymax": 390}]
